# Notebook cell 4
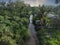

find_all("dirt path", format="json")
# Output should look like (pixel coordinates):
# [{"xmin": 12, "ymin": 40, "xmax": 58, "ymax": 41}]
[
  {"xmin": 27, "ymin": 15, "xmax": 39, "ymax": 45},
  {"xmin": 27, "ymin": 23, "xmax": 39, "ymax": 45}
]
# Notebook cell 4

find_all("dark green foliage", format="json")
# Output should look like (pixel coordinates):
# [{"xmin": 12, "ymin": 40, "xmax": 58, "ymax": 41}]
[
  {"xmin": 0, "ymin": 1, "xmax": 31, "ymax": 45},
  {"xmin": 33, "ymin": 5, "xmax": 60, "ymax": 45}
]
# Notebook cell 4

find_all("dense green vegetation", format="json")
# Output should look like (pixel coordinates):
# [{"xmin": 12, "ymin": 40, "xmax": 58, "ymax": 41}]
[
  {"xmin": 0, "ymin": 0, "xmax": 60, "ymax": 45},
  {"xmin": 32, "ymin": 5, "xmax": 60, "ymax": 45},
  {"xmin": 0, "ymin": 1, "xmax": 31, "ymax": 45}
]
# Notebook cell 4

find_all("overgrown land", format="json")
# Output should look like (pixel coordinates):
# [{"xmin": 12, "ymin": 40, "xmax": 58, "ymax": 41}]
[{"xmin": 0, "ymin": 0, "xmax": 60, "ymax": 45}]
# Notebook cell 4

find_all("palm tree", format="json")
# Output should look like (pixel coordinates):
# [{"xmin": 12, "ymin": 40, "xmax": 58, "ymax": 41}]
[{"xmin": 33, "ymin": 6, "xmax": 49, "ymax": 30}]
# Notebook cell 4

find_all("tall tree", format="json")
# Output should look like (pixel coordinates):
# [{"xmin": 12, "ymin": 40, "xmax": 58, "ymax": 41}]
[{"xmin": 55, "ymin": 0, "xmax": 60, "ymax": 4}]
